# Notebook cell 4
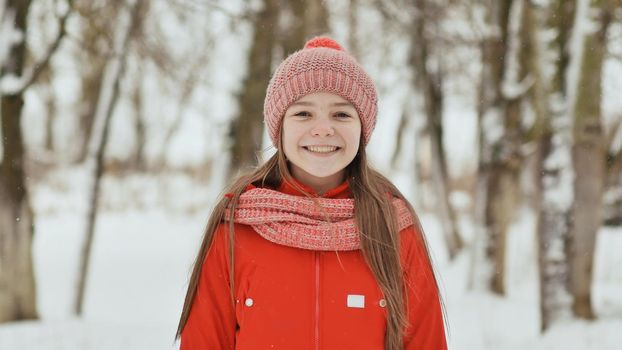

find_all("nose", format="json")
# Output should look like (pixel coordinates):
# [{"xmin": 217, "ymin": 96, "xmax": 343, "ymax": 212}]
[{"xmin": 310, "ymin": 116, "xmax": 334, "ymax": 137}]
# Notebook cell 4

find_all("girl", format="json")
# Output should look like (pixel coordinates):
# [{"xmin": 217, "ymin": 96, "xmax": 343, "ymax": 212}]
[{"xmin": 176, "ymin": 37, "xmax": 447, "ymax": 350}]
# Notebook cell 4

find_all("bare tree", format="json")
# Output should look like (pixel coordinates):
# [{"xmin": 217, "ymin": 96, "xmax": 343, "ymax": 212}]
[
  {"xmin": 531, "ymin": 0, "xmax": 576, "ymax": 331},
  {"xmin": 0, "ymin": 0, "xmax": 72, "ymax": 323},
  {"xmin": 279, "ymin": 0, "xmax": 330, "ymax": 56},
  {"xmin": 129, "ymin": 62, "xmax": 147, "ymax": 171},
  {"xmin": 530, "ymin": 0, "xmax": 619, "ymax": 331},
  {"xmin": 154, "ymin": 56, "xmax": 208, "ymax": 170},
  {"xmin": 74, "ymin": 0, "xmax": 143, "ymax": 315},
  {"xmin": 37, "ymin": 68, "xmax": 57, "ymax": 153},
  {"xmin": 347, "ymin": 0, "xmax": 361, "ymax": 58},
  {"xmin": 567, "ymin": 0, "xmax": 617, "ymax": 320},
  {"xmin": 72, "ymin": 1, "xmax": 118, "ymax": 163},
  {"xmin": 228, "ymin": 0, "xmax": 279, "ymax": 174},
  {"xmin": 467, "ymin": 0, "xmax": 528, "ymax": 294},
  {"xmin": 409, "ymin": 0, "xmax": 464, "ymax": 260}
]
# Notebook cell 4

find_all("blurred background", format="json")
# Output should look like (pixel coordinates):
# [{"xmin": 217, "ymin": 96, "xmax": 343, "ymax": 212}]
[{"xmin": 1, "ymin": 0, "xmax": 622, "ymax": 349}]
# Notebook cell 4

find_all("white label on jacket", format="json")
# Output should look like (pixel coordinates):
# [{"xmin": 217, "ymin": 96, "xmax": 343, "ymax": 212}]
[{"xmin": 347, "ymin": 294, "xmax": 365, "ymax": 308}]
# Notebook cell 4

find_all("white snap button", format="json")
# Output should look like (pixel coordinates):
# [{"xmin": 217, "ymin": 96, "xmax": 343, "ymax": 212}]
[
  {"xmin": 245, "ymin": 298, "xmax": 254, "ymax": 307},
  {"xmin": 379, "ymin": 299, "xmax": 387, "ymax": 307}
]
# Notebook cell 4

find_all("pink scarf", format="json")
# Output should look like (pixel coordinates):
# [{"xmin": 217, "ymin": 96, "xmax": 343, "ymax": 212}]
[{"xmin": 225, "ymin": 186, "xmax": 414, "ymax": 251}]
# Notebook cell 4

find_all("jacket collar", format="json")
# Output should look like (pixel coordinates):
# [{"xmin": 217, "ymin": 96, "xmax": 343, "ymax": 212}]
[{"xmin": 277, "ymin": 177, "xmax": 352, "ymax": 199}]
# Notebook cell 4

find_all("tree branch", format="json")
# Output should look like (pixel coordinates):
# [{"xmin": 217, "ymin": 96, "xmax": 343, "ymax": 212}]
[
  {"xmin": 0, "ymin": 0, "xmax": 74, "ymax": 95},
  {"xmin": 16, "ymin": 0, "xmax": 74, "ymax": 95},
  {"xmin": 169, "ymin": 0, "xmax": 253, "ymax": 21}
]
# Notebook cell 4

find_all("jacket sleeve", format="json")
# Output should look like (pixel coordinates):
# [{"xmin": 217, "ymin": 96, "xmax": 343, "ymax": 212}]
[
  {"xmin": 180, "ymin": 223, "xmax": 236, "ymax": 350},
  {"xmin": 401, "ymin": 225, "xmax": 448, "ymax": 350}
]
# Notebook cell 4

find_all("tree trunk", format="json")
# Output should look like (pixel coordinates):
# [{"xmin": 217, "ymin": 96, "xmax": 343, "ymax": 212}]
[
  {"xmin": 280, "ymin": 0, "xmax": 330, "ymax": 57},
  {"xmin": 484, "ymin": 155, "xmax": 521, "ymax": 293},
  {"xmin": 129, "ymin": 64, "xmax": 146, "ymax": 171},
  {"xmin": 536, "ymin": 129, "xmax": 574, "ymax": 332},
  {"xmin": 75, "ymin": 63, "xmax": 105, "ymax": 164},
  {"xmin": 0, "ymin": 0, "xmax": 38, "ymax": 323},
  {"xmin": 278, "ymin": 0, "xmax": 304, "ymax": 57},
  {"xmin": 568, "ymin": 0, "xmax": 613, "ymax": 320},
  {"xmin": 347, "ymin": 0, "xmax": 360, "ymax": 58},
  {"xmin": 470, "ymin": 0, "xmax": 520, "ymax": 292},
  {"xmin": 73, "ymin": 2, "xmax": 111, "ymax": 164},
  {"xmin": 533, "ymin": 0, "xmax": 577, "ymax": 332},
  {"xmin": 303, "ymin": 0, "xmax": 330, "ymax": 39},
  {"xmin": 390, "ymin": 107, "xmax": 409, "ymax": 170},
  {"xmin": 408, "ymin": 0, "xmax": 463, "ymax": 260},
  {"xmin": 74, "ymin": 0, "xmax": 141, "ymax": 315},
  {"xmin": 154, "ymin": 77, "xmax": 195, "ymax": 171},
  {"xmin": 228, "ymin": 0, "xmax": 278, "ymax": 175},
  {"xmin": 41, "ymin": 70, "xmax": 56, "ymax": 152},
  {"xmin": 44, "ymin": 97, "xmax": 56, "ymax": 152}
]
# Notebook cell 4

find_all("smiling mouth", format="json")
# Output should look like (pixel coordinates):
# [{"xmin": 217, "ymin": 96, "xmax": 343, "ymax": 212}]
[{"xmin": 303, "ymin": 145, "xmax": 341, "ymax": 153}]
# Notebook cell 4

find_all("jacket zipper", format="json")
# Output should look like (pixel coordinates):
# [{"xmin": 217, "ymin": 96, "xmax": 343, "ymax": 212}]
[{"xmin": 314, "ymin": 251, "xmax": 320, "ymax": 350}]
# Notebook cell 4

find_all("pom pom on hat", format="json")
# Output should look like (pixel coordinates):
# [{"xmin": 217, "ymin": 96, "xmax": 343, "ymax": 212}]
[
  {"xmin": 263, "ymin": 36, "xmax": 378, "ymax": 146},
  {"xmin": 304, "ymin": 36, "xmax": 345, "ymax": 51}
]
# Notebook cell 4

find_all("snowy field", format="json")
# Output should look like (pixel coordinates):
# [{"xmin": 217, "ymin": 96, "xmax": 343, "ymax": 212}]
[{"xmin": 0, "ymin": 168, "xmax": 621, "ymax": 350}]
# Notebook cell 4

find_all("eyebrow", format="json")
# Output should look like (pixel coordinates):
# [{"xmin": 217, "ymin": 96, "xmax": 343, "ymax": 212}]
[{"xmin": 290, "ymin": 101, "xmax": 354, "ymax": 108}]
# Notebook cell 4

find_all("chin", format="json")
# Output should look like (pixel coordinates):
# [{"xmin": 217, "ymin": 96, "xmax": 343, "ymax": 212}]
[{"xmin": 298, "ymin": 166, "xmax": 342, "ymax": 180}]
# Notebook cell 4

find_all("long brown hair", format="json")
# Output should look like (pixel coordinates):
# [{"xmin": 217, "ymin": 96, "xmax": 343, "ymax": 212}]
[{"xmin": 175, "ymin": 141, "xmax": 443, "ymax": 349}]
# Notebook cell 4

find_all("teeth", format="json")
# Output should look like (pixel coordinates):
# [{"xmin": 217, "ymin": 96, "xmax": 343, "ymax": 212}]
[{"xmin": 306, "ymin": 145, "xmax": 338, "ymax": 153}]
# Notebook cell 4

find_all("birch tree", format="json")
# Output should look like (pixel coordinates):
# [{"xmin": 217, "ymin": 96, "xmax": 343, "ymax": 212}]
[
  {"xmin": 530, "ymin": 0, "xmax": 618, "ymax": 330},
  {"xmin": 0, "ymin": 0, "xmax": 71, "ymax": 323},
  {"xmin": 470, "ymin": 0, "xmax": 525, "ymax": 293},
  {"xmin": 531, "ymin": 0, "xmax": 577, "ymax": 331}
]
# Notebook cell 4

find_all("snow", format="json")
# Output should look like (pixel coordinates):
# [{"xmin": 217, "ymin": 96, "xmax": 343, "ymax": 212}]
[
  {"xmin": 0, "ymin": 73, "xmax": 23, "ymax": 94},
  {"xmin": 2, "ymin": 0, "xmax": 622, "ymax": 348},
  {"xmin": 0, "ymin": 168, "xmax": 620, "ymax": 349},
  {"xmin": 542, "ymin": 131, "xmax": 574, "ymax": 210}
]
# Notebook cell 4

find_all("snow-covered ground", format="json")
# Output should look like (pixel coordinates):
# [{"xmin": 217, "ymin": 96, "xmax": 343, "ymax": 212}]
[{"xmin": 0, "ymin": 169, "xmax": 621, "ymax": 350}]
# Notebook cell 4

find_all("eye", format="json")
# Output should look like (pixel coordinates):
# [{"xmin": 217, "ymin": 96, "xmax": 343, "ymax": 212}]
[
  {"xmin": 293, "ymin": 111, "xmax": 311, "ymax": 117},
  {"xmin": 335, "ymin": 112, "xmax": 352, "ymax": 119}
]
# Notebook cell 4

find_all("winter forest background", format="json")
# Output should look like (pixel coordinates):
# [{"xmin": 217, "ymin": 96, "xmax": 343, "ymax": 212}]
[{"xmin": 1, "ymin": 0, "xmax": 622, "ymax": 349}]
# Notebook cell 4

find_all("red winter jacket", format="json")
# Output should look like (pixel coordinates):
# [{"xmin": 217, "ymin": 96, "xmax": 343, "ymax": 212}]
[{"xmin": 180, "ymin": 180, "xmax": 447, "ymax": 349}]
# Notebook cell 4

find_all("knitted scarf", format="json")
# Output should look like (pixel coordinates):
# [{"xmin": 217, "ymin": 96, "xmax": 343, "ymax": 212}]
[{"xmin": 224, "ymin": 186, "xmax": 414, "ymax": 251}]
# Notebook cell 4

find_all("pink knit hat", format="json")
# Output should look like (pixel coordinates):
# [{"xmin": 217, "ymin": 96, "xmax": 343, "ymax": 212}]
[{"xmin": 264, "ymin": 37, "xmax": 378, "ymax": 146}]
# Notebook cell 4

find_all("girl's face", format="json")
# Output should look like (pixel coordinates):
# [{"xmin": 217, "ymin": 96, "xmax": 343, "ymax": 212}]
[{"xmin": 282, "ymin": 92, "xmax": 361, "ymax": 193}]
